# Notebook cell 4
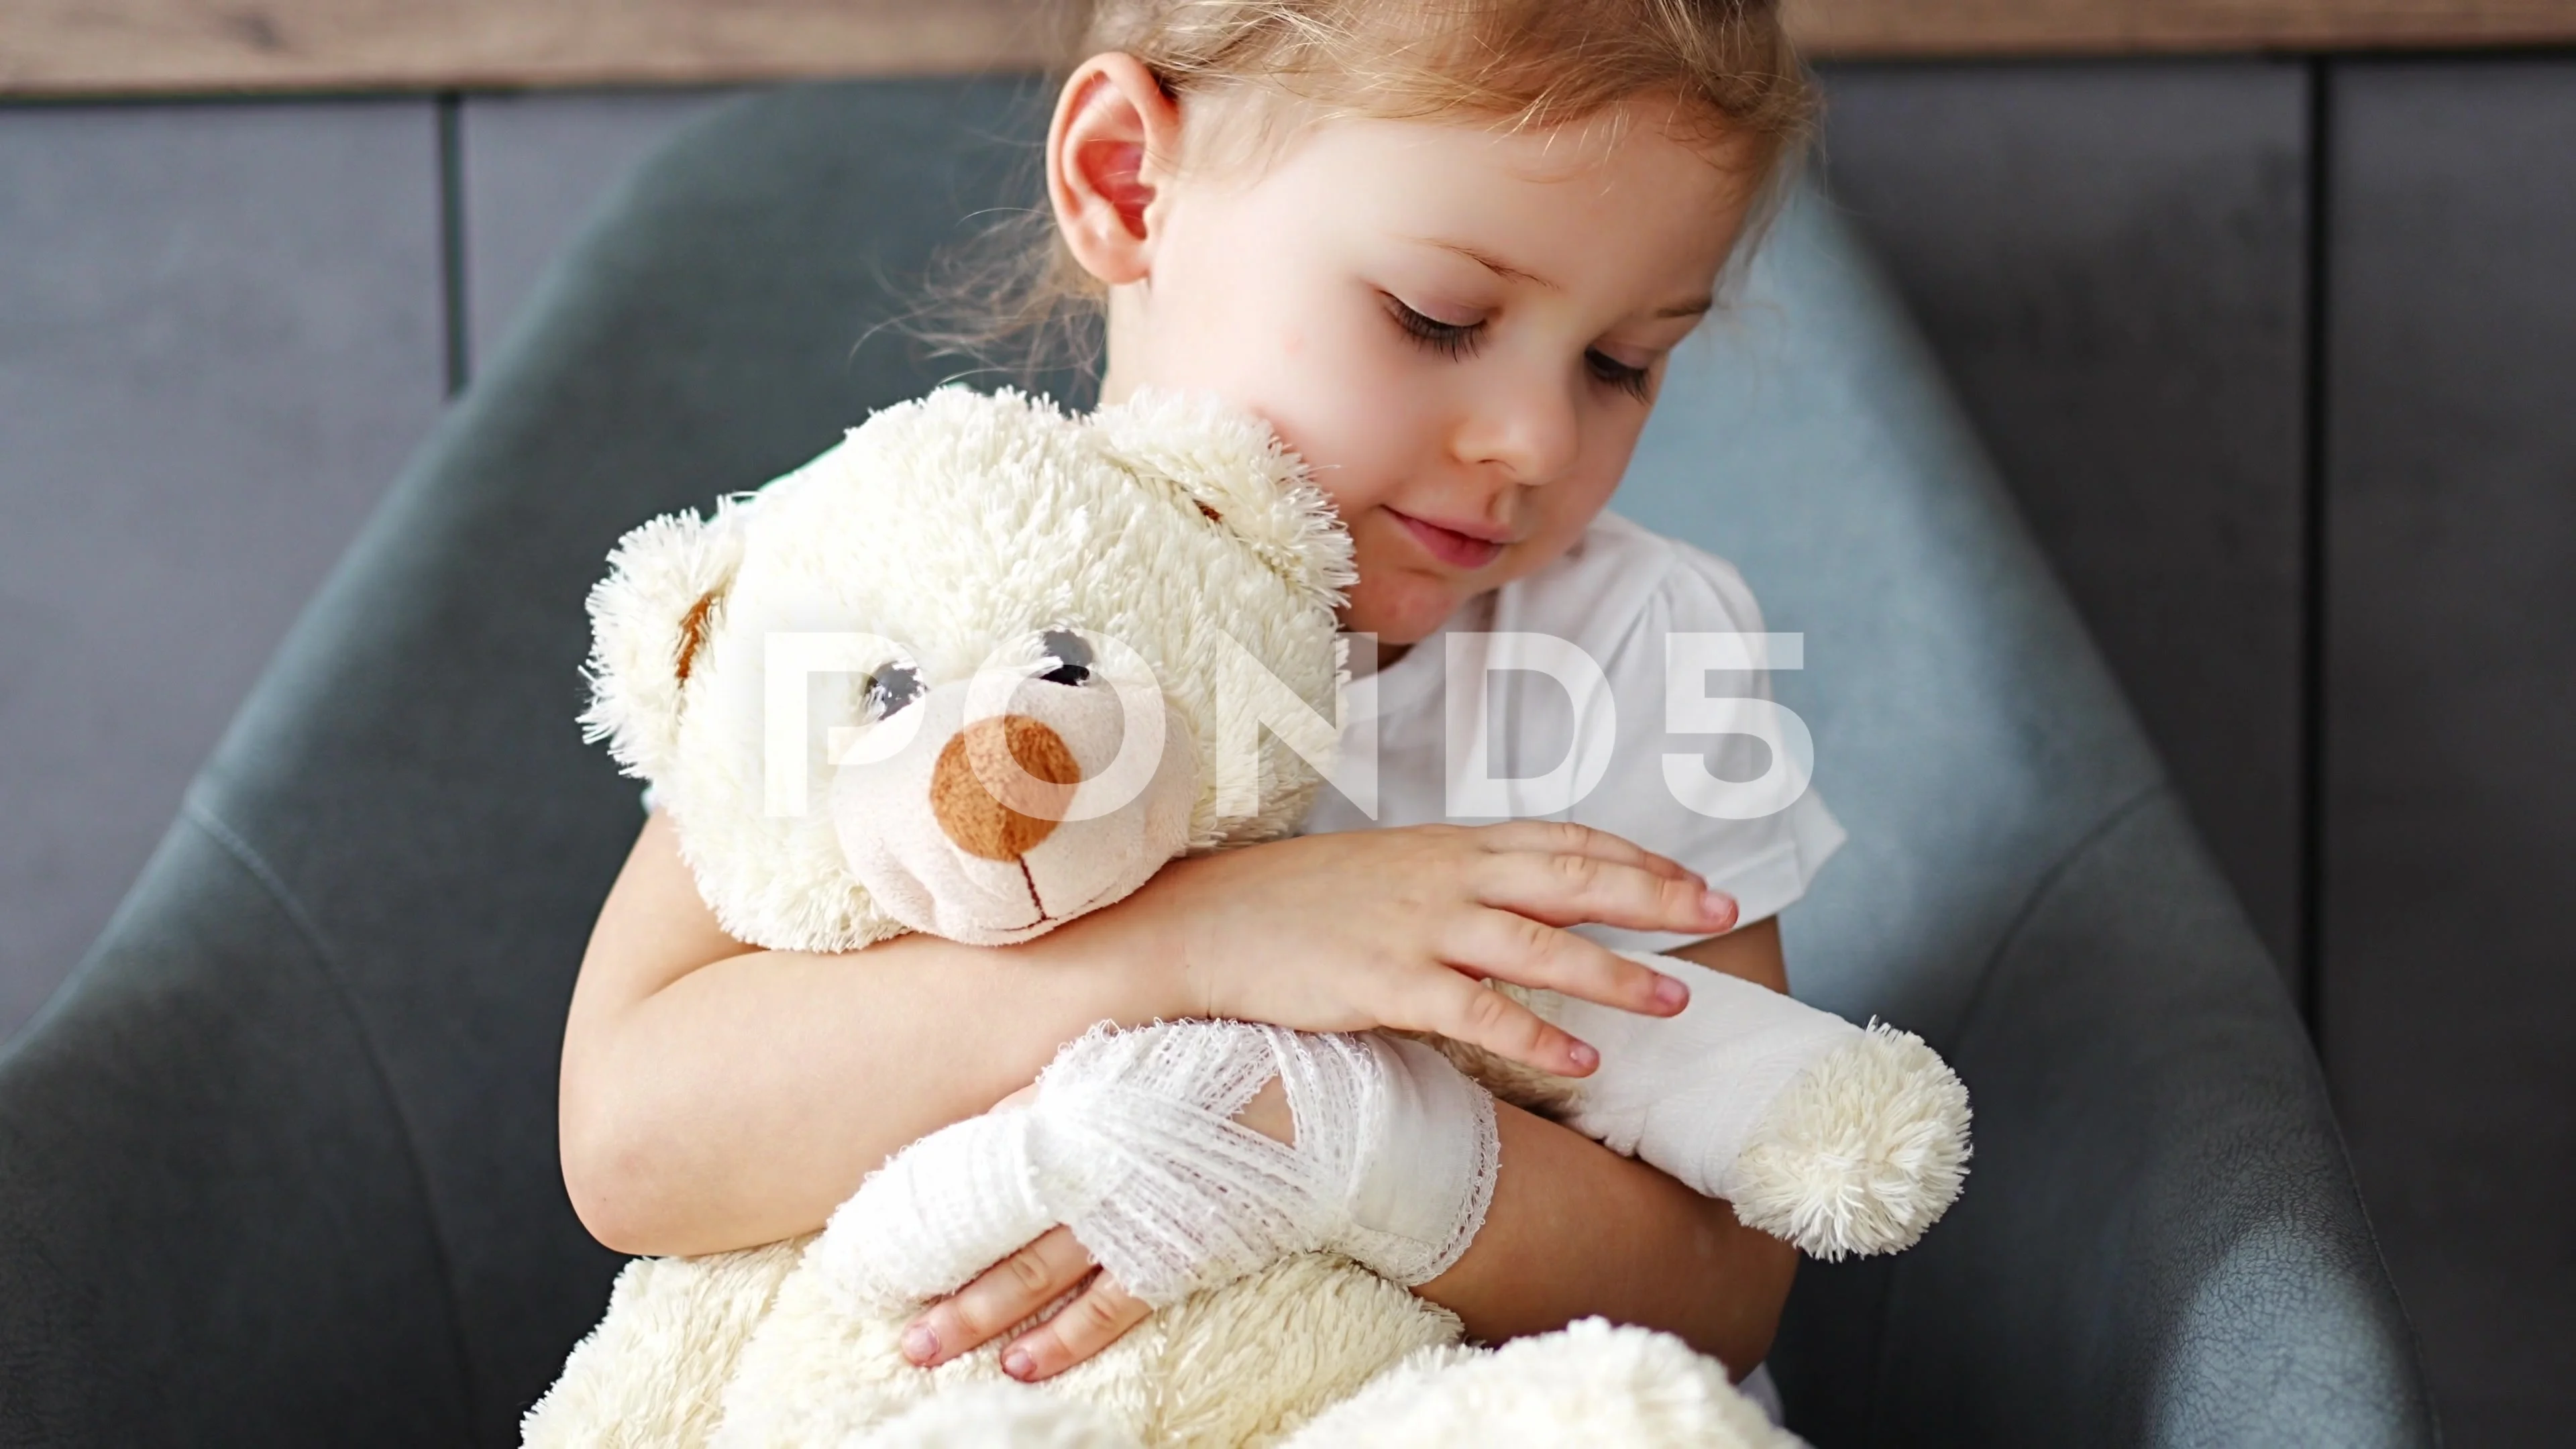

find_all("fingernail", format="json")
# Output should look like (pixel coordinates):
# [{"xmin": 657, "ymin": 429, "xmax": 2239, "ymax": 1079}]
[
  {"xmin": 900, "ymin": 1322, "xmax": 938, "ymax": 1365},
  {"xmin": 1566, "ymin": 1040, "xmax": 1599, "ymax": 1071},
  {"xmin": 1002, "ymin": 1347, "xmax": 1036, "ymax": 1381},
  {"xmin": 1703, "ymin": 889, "xmax": 1737, "ymax": 922},
  {"xmin": 1653, "ymin": 975, "xmax": 1689, "ymax": 1012}
]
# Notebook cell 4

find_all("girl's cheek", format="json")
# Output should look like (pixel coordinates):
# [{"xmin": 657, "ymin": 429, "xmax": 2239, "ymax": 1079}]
[{"xmin": 1256, "ymin": 354, "xmax": 1415, "ymax": 491}]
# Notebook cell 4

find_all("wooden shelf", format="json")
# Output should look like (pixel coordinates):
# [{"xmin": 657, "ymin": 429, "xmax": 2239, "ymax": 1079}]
[
  {"xmin": 1792, "ymin": 0, "xmax": 2576, "ymax": 57},
  {"xmin": 4, "ymin": 0, "xmax": 2572, "ymax": 99},
  {"xmin": 0, "ymin": 1, "xmax": 1063, "ymax": 97}
]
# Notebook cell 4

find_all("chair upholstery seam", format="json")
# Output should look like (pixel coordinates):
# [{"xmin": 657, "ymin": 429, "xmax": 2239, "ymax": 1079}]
[
  {"xmin": 1862, "ymin": 780, "xmax": 2167, "ymax": 1446},
  {"xmin": 1950, "ymin": 782, "xmax": 2169, "ymax": 1061},
  {"xmin": 178, "ymin": 795, "xmax": 485, "ymax": 1432}
]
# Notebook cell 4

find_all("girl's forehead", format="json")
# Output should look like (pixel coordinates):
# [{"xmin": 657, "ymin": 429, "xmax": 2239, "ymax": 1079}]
[
  {"xmin": 1192, "ymin": 85, "xmax": 1749, "ymax": 190},
  {"xmin": 1249, "ymin": 107, "xmax": 1751, "ymax": 275},
  {"xmin": 1267, "ymin": 103, "xmax": 1750, "ymax": 215}
]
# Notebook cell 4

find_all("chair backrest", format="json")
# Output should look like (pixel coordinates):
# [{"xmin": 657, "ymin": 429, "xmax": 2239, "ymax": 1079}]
[
  {"xmin": 1628, "ymin": 197, "xmax": 2434, "ymax": 1445},
  {"xmin": 0, "ymin": 80, "xmax": 2432, "ymax": 1446}
]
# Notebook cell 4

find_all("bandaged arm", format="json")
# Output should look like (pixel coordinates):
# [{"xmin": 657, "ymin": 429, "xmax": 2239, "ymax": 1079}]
[{"xmin": 814, "ymin": 1022, "xmax": 1499, "ymax": 1309}]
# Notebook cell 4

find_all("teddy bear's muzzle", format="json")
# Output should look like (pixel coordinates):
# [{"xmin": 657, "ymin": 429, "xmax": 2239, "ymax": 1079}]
[
  {"xmin": 830, "ymin": 679, "xmax": 1198, "ymax": 945},
  {"xmin": 928, "ymin": 714, "xmax": 1083, "ymax": 860}
]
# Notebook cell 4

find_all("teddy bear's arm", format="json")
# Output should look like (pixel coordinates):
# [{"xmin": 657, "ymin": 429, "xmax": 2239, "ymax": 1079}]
[{"xmin": 1424, "ymin": 956, "xmax": 1972, "ymax": 1262}]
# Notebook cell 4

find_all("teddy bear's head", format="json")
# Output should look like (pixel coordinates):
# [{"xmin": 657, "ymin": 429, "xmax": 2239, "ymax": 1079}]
[{"xmin": 580, "ymin": 388, "xmax": 1355, "ymax": 951}]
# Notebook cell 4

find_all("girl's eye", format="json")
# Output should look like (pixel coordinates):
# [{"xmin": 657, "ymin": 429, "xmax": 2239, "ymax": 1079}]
[
  {"xmin": 1385, "ymin": 296, "xmax": 1485, "ymax": 360},
  {"xmin": 1037, "ymin": 629, "xmax": 1093, "ymax": 686},
  {"xmin": 1587, "ymin": 348, "xmax": 1654, "ymax": 402},
  {"xmin": 862, "ymin": 663, "xmax": 922, "ymax": 720}
]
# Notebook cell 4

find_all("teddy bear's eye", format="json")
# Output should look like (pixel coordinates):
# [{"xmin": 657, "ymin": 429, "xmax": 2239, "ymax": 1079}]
[
  {"xmin": 862, "ymin": 663, "xmax": 922, "ymax": 720},
  {"xmin": 1037, "ymin": 629, "xmax": 1093, "ymax": 687}
]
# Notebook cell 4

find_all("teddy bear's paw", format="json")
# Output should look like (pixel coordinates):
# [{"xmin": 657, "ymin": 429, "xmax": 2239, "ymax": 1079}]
[
  {"xmin": 811, "ymin": 1109, "xmax": 1055, "ymax": 1312},
  {"xmin": 1729, "ymin": 1023, "xmax": 1973, "ymax": 1260},
  {"xmin": 1279, "ymin": 1319, "xmax": 1800, "ymax": 1448},
  {"xmin": 857, "ymin": 1383, "xmax": 1143, "ymax": 1449}
]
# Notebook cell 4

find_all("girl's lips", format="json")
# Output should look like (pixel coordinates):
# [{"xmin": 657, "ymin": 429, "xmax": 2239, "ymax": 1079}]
[{"xmin": 1391, "ymin": 510, "xmax": 1505, "ymax": 570}]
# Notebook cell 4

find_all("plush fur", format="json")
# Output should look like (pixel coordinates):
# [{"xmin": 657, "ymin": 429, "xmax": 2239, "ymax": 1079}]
[
  {"xmin": 1729, "ymin": 1023, "xmax": 1972, "ymax": 1260},
  {"xmin": 526, "ymin": 1240, "xmax": 1795, "ymax": 1448},
  {"xmin": 1286, "ymin": 1318, "xmax": 1804, "ymax": 1448}
]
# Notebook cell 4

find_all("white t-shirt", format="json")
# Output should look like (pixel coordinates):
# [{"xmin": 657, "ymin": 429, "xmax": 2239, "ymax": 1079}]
[{"xmin": 1296, "ymin": 511, "xmax": 1845, "ymax": 955}]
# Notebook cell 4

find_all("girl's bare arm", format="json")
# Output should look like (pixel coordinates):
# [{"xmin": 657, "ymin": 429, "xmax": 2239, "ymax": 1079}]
[
  {"xmin": 559, "ymin": 811, "xmax": 1183, "ymax": 1254},
  {"xmin": 559, "ymin": 810, "xmax": 1735, "ymax": 1255}
]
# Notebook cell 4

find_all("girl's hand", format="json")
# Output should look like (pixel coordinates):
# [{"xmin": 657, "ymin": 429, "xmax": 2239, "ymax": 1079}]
[
  {"xmin": 899, "ymin": 1224, "xmax": 1144, "ymax": 1382},
  {"xmin": 895, "ymin": 1085, "xmax": 1140, "ymax": 1382},
  {"xmin": 1134, "ymin": 821, "xmax": 1737, "ymax": 1077}
]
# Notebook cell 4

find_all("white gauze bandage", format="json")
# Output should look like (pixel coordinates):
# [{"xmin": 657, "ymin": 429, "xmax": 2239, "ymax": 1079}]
[
  {"xmin": 1532, "ymin": 951, "xmax": 1861, "ymax": 1202},
  {"xmin": 814, "ymin": 1021, "xmax": 1499, "ymax": 1312}
]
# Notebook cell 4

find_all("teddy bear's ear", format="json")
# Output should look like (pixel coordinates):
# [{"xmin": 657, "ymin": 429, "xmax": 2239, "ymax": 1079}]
[
  {"xmin": 1090, "ymin": 389, "xmax": 1359, "ymax": 611},
  {"xmin": 578, "ymin": 498, "xmax": 751, "ymax": 784}
]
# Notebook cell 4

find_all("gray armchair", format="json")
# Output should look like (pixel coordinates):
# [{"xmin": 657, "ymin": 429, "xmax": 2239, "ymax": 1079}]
[{"xmin": 0, "ymin": 81, "xmax": 2436, "ymax": 1446}]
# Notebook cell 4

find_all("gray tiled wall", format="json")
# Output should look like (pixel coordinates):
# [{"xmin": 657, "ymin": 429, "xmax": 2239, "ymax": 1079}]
[
  {"xmin": 2, "ymin": 64, "xmax": 2571, "ymax": 1445},
  {"xmin": 2321, "ymin": 59, "xmax": 2576, "ymax": 1448}
]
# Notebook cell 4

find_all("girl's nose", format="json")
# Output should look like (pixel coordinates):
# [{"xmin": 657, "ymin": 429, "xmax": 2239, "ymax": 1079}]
[{"xmin": 1453, "ymin": 365, "xmax": 1580, "ymax": 486}]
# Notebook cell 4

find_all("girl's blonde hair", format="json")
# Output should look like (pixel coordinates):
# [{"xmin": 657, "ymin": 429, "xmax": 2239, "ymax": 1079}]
[{"xmin": 927, "ymin": 0, "xmax": 1815, "ymax": 382}]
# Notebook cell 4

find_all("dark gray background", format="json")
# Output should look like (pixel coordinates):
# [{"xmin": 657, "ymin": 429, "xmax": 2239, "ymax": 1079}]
[{"xmin": 1, "ymin": 58, "xmax": 2567, "ymax": 1444}]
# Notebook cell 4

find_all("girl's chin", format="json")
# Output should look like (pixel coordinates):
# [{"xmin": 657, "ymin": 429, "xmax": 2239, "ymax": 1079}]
[{"xmin": 1336, "ymin": 578, "xmax": 1465, "ymax": 646}]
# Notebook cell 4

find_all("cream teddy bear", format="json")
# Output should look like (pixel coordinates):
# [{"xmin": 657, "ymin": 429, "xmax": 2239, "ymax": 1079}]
[{"xmin": 525, "ymin": 386, "xmax": 1969, "ymax": 1448}]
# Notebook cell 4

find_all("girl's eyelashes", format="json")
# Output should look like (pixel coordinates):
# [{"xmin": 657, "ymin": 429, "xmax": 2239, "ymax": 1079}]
[
  {"xmin": 1385, "ymin": 295, "xmax": 1486, "ymax": 359},
  {"xmin": 1385, "ymin": 289, "xmax": 1656, "ymax": 402},
  {"xmin": 1586, "ymin": 347, "xmax": 1654, "ymax": 402}
]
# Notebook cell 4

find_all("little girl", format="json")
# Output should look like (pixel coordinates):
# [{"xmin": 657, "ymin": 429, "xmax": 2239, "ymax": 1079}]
[{"xmin": 561, "ymin": 0, "xmax": 1836, "ymax": 1403}]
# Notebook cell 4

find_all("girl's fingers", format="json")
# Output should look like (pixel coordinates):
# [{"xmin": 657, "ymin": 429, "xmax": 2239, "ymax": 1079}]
[
  {"xmin": 1443, "ymin": 906, "xmax": 1692, "ymax": 1017},
  {"xmin": 1473, "ymin": 851, "xmax": 1737, "ymax": 938},
  {"xmin": 1400, "ymin": 967, "xmax": 1599, "ymax": 1077},
  {"xmin": 1000, "ymin": 1273, "xmax": 1153, "ymax": 1382},
  {"xmin": 902, "ymin": 1225, "xmax": 1093, "ymax": 1368},
  {"xmin": 1474, "ymin": 820, "xmax": 1702, "ymax": 883}
]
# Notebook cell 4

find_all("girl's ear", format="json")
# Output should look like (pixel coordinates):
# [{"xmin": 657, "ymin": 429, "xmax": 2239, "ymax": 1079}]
[{"xmin": 1046, "ymin": 52, "xmax": 1183, "ymax": 288}]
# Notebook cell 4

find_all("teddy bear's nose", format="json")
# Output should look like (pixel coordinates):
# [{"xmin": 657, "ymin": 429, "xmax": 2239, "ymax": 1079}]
[{"xmin": 929, "ymin": 714, "xmax": 1085, "ymax": 861}]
